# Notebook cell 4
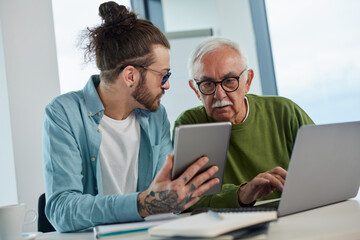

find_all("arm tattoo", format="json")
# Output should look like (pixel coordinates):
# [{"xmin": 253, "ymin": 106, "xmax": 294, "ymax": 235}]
[{"xmin": 137, "ymin": 190, "xmax": 195, "ymax": 216}]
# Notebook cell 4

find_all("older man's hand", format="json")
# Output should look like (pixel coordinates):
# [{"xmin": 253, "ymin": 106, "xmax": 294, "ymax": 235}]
[{"xmin": 237, "ymin": 167, "xmax": 287, "ymax": 205}]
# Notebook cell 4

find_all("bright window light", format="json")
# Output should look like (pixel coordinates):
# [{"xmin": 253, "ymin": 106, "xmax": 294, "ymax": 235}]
[
  {"xmin": 52, "ymin": 0, "xmax": 131, "ymax": 93},
  {"xmin": 266, "ymin": 0, "xmax": 360, "ymax": 124}
]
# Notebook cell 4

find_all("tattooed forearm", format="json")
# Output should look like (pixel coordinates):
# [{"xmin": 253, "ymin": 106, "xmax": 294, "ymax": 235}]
[{"xmin": 137, "ymin": 190, "xmax": 196, "ymax": 217}]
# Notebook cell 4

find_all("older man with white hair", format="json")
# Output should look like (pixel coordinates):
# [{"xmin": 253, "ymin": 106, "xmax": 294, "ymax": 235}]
[{"xmin": 173, "ymin": 37, "xmax": 314, "ymax": 208}]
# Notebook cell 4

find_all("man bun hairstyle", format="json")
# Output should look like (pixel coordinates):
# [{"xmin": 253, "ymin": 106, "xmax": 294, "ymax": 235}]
[{"xmin": 81, "ymin": 1, "xmax": 170, "ymax": 83}]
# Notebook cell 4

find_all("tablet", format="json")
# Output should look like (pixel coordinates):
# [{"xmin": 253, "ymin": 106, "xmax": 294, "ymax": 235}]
[{"xmin": 172, "ymin": 122, "xmax": 232, "ymax": 195}]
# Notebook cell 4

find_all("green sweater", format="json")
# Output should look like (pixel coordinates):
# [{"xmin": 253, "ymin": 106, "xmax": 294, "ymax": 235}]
[{"xmin": 173, "ymin": 94, "xmax": 314, "ymax": 209}]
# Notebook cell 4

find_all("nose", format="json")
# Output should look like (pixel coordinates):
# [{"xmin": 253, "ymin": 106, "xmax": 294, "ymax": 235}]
[
  {"xmin": 161, "ymin": 79, "xmax": 170, "ymax": 90},
  {"xmin": 214, "ymin": 83, "xmax": 226, "ymax": 100}
]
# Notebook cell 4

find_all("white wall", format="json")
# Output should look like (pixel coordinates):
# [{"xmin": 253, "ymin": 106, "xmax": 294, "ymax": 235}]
[
  {"xmin": 215, "ymin": 0, "xmax": 262, "ymax": 95},
  {"xmin": 161, "ymin": 0, "xmax": 262, "ymax": 130},
  {"xmin": 0, "ymin": 0, "xmax": 60, "ymax": 232},
  {"xmin": 0, "ymin": 17, "xmax": 18, "ymax": 206},
  {"xmin": 162, "ymin": 0, "xmax": 221, "ymax": 34}
]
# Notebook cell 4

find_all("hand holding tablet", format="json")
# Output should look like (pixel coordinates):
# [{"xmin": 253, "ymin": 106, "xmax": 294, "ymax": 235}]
[{"xmin": 137, "ymin": 122, "xmax": 231, "ymax": 218}]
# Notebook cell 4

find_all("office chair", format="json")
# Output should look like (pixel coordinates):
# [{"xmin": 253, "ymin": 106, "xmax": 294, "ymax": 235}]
[{"xmin": 38, "ymin": 193, "xmax": 56, "ymax": 233}]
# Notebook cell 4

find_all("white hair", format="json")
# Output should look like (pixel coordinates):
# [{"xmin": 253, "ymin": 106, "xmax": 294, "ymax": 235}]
[{"xmin": 188, "ymin": 37, "xmax": 249, "ymax": 79}]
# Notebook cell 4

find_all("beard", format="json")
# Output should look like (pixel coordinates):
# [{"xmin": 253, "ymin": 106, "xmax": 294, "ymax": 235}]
[{"xmin": 132, "ymin": 76, "xmax": 165, "ymax": 112}]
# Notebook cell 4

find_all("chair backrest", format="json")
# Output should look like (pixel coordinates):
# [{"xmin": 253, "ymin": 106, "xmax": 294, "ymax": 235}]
[{"xmin": 38, "ymin": 193, "xmax": 56, "ymax": 232}]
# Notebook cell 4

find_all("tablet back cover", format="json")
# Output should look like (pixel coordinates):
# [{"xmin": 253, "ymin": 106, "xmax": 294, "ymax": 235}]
[{"xmin": 172, "ymin": 122, "xmax": 232, "ymax": 195}]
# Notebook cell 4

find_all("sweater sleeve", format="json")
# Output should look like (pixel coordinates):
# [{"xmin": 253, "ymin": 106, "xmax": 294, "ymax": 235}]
[{"xmin": 186, "ymin": 184, "xmax": 241, "ymax": 211}]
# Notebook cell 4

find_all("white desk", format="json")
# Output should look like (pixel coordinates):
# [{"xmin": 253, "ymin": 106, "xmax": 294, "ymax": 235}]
[{"xmin": 37, "ymin": 199, "xmax": 360, "ymax": 240}]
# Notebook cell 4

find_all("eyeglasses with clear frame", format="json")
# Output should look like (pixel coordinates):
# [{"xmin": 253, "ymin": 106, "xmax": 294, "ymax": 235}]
[
  {"xmin": 194, "ymin": 67, "xmax": 248, "ymax": 95},
  {"xmin": 135, "ymin": 65, "xmax": 171, "ymax": 86}
]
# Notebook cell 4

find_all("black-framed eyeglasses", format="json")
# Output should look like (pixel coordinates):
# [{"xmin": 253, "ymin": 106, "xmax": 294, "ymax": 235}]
[
  {"xmin": 135, "ymin": 65, "xmax": 171, "ymax": 86},
  {"xmin": 195, "ymin": 67, "xmax": 248, "ymax": 95}
]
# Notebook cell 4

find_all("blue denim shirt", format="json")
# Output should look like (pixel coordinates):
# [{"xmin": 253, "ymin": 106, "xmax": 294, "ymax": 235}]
[{"xmin": 42, "ymin": 75, "xmax": 172, "ymax": 232}]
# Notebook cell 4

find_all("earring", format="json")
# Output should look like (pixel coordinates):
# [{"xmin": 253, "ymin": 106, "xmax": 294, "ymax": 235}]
[{"xmin": 129, "ymin": 84, "xmax": 133, "ymax": 88}]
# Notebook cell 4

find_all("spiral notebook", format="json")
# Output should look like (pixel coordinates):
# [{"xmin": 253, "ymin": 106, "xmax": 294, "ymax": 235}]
[
  {"xmin": 93, "ymin": 213, "xmax": 179, "ymax": 239},
  {"xmin": 148, "ymin": 208, "xmax": 277, "ymax": 238}
]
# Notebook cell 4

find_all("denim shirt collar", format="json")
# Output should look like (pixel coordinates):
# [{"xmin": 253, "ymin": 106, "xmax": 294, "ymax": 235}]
[
  {"xmin": 83, "ymin": 75, "xmax": 104, "ymax": 117},
  {"xmin": 83, "ymin": 75, "xmax": 151, "ymax": 120}
]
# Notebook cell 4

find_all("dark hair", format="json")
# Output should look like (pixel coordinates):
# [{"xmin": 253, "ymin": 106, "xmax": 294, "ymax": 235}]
[{"xmin": 81, "ymin": 1, "xmax": 170, "ymax": 82}]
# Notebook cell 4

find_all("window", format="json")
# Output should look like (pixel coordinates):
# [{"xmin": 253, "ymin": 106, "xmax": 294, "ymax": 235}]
[
  {"xmin": 266, "ymin": 0, "xmax": 360, "ymax": 124},
  {"xmin": 52, "ymin": 0, "xmax": 131, "ymax": 93}
]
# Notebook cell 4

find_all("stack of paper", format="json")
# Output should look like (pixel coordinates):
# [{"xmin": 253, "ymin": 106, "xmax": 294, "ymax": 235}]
[{"xmin": 149, "ymin": 210, "xmax": 277, "ymax": 238}]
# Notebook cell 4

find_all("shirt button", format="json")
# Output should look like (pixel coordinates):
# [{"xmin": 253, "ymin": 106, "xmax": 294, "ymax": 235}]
[
  {"xmin": 90, "ymin": 157, "xmax": 95, "ymax": 162},
  {"xmin": 88, "ymin": 111, "xmax": 92, "ymax": 115},
  {"xmin": 97, "ymin": 112, "xmax": 101, "ymax": 116},
  {"xmin": 97, "ymin": 129, "xmax": 101, "ymax": 133}
]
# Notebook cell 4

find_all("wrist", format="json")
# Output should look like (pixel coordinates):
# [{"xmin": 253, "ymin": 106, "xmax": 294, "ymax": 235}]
[
  {"xmin": 238, "ymin": 183, "xmax": 256, "ymax": 207},
  {"xmin": 137, "ymin": 191, "xmax": 149, "ymax": 218}
]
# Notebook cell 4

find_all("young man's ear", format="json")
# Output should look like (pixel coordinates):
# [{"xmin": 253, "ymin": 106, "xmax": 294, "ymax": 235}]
[
  {"xmin": 121, "ymin": 65, "xmax": 138, "ymax": 88},
  {"xmin": 188, "ymin": 80, "xmax": 201, "ymax": 100}
]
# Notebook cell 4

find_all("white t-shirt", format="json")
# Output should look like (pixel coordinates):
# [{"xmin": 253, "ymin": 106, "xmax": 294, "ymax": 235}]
[
  {"xmin": 243, "ymin": 96, "xmax": 250, "ymax": 122},
  {"xmin": 98, "ymin": 112, "xmax": 140, "ymax": 195}
]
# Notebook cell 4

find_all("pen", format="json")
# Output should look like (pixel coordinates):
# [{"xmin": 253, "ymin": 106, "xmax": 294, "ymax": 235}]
[{"xmin": 207, "ymin": 210, "xmax": 223, "ymax": 220}]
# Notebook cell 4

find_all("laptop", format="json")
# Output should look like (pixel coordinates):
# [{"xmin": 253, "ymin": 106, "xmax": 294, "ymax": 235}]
[{"xmin": 257, "ymin": 121, "xmax": 360, "ymax": 217}]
